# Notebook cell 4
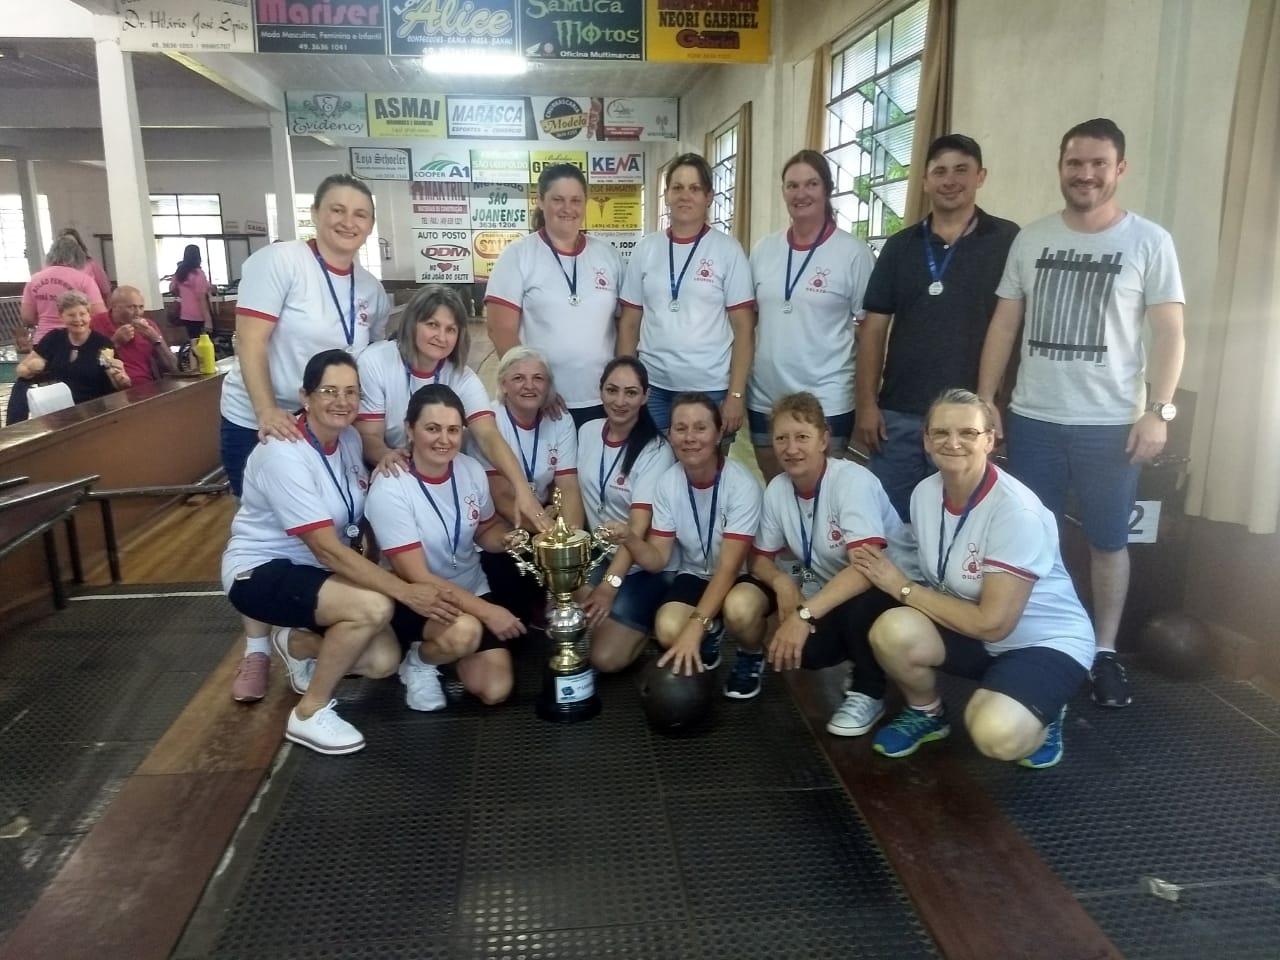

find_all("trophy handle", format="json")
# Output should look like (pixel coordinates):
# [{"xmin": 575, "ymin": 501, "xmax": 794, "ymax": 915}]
[
  {"xmin": 587, "ymin": 525, "xmax": 618, "ymax": 575},
  {"xmin": 504, "ymin": 529, "xmax": 546, "ymax": 587}
]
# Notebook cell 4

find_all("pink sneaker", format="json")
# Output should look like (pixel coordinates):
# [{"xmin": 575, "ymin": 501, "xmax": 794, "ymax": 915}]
[{"xmin": 231, "ymin": 652, "xmax": 270, "ymax": 702}]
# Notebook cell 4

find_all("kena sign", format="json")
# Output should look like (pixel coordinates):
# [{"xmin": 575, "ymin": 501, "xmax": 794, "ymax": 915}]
[
  {"xmin": 350, "ymin": 147, "xmax": 412, "ymax": 181},
  {"xmin": 255, "ymin": 0, "xmax": 389, "ymax": 54}
]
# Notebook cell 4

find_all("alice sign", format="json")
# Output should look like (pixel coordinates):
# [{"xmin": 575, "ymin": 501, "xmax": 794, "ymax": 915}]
[
  {"xmin": 350, "ymin": 147, "xmax": 412, "ymax": 181},
  {"xmin": 388, "ymin": 0, "xmax": 519, "ymax": 56}
]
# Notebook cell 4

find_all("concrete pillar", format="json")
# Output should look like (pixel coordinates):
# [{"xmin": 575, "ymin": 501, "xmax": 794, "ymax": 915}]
[
  {"xmin": 13, "ymin": 151, "xmax": 43, "ymax": 274},
  {"xmin": 94, "ymin": 37, "xmax": 159, "ymax": 305},
  {"xmin": 269, "ymin": 111, "xmax": 297, "ymax": 241}
]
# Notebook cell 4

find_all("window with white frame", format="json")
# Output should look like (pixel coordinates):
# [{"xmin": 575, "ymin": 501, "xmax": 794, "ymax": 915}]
[
  {"xmin": 709, "ymin": 119, "xmax": 739, "ymax": 235},
  {"xmin": 152, "ymin": 193, "xmax": 229, "ymax": 286},
  {"xmin": 824, "ymin": 0, "xmax": 928, "ymax": 252},
  {"xmin": 0, "ymin": 194, "xmax": 54, "ymax": 282},
  {"xmin": 265, "ymin": 193, "xmax": 382, "ymax": 280}
]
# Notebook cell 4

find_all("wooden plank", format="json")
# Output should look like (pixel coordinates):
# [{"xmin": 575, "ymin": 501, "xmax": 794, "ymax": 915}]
[
  {"xmin": 784, "ymin": 667, "xmax": 1124, "ymax": 960},
  {"xmin": 0, "ymin": 769, "xmax": 264, "ymax": 960}
]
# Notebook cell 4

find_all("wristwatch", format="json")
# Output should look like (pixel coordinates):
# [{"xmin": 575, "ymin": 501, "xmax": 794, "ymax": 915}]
[
  {"xmin": 796, "ymin": 606, "xmax": 814, "ymax": 622},
  {"xmin": 899, "ymin": 583, "xmax": 914, "ymax": 602},
  {"xmin": 729, "ymin": 391, "xmax": 744, "ymax": 399},
  {"xmin": 603, "ymin": 573, "xmax": 623, "ymax": 589},
  {"xmin": 1147, "ymin": 400, "xmax": 1177, "ymax": 422},
  {"xmin": 688, "ymin": 611, "xmax": 714, "ymax": 629}
]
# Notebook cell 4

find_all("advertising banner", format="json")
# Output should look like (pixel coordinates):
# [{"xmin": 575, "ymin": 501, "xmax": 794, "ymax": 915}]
[
  {"xmin": 285, "ymin": 91, "xmax": 369, "ymax": 137},
  {"xmin": 530, "ymin": 96, "xmax": 595, "ymax": 142},
  {"xmin": 413, "ymin": 228, "xmax": 474, "ymax": 283},
  {"xmin": 117, "ymin": 0, "xmax": 254, "ymax": 52},
  {"xmin": 388, "ymin": 0, "xmax": 518, "ymax": 56},
  {"xmin": 350, "ymin": 147, "xmax": 412, "ymax": 181},
  {"xmin": 529, "ymin": 150, "xmax": 587, "ymax": 184},
  {"xmin": 447, "ymin": 97, "xmax": 532, "ymax": 139},
  {"xmin": 596, "ymin": 96, "xmax": 678, "ymax": 140},
  {"xmin": 410, "ymin": 181, "xmax": 470, "ymax": 228},
  {"xmin": 585, "ymin": 184, "xmax": 642, "ymax": 230},
  {"xmin": 367, "ymin": 93, "xmax": 445, "ymax": 138},
  {"xmin": 470, "ymin": 182, "xmax": 530, "ymax": 230},
  {"xmin": 587, "ymin": 150, "xmax": 644, "ymax": 184},
  {"xmin": 644, "ymin": 0, "xmax": 770, "ymax": 63},
  {"xmin": 519, "ymin": 0, "xmax": 642, "ymax": 60},
  {"xmin": 587, "ymin": 230, "xmax": 643, "ymax": 264},
  {"xmin": 470, "ymin": 149, "xmax": 530, "ymax": 184},
  {"xmin": 472, "ymin": 230, "xmax": 523, "ymax": 280},
  {"xmin": 254, "ymin": 0, "xmax": 388, "ymax": 54},
  {"xmin": 413, "ymin": 148, "xmax": 473, "ymax": 182}
]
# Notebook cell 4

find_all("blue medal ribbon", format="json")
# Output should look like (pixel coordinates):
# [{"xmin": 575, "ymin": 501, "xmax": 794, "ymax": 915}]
[
  {"xmin": 415, "ymin": 468, "xmax": 462, "ymax": 569},
  {"xmin": 793, "ymin": 471, "xmax": 823, "ymax": 578},
  {"xmin": 667, "ymin": 226, "xmax": 707, "ymax": 308},
  {"xmin": 686, "ymin": 468, "xmax": 722, "ymax": 572},
  {"xmin": 302, "ymin": 420, "xmax": 357, "ymax": 543},
  {"xmin": 539, "ymin": 230, "xmax": 579, "ymax": 303},
  {"xmin": 783, "ymin": 222, "xmax": 830, "ymax": 306},
  {"xmin": 936, "ymin": 470, "xmax": 989, "ymax": 584},
  {"xmin": 312, "ymin": 242, "xmax": 356, "ymax": 346},
  {"xmin": 598, "ymin": 423, "xmax": 628, "ymax": 505},
  {"xmin": 506, "ymin": 406, "xmax": 541, "ymax": 486},
  {"xmin": 921, "ymin": 212, "xmax": 978, "ymax": 293}
]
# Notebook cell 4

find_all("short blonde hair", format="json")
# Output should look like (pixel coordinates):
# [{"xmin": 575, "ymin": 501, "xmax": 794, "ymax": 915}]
[
  {"xmin": 495, "ymin": 345, "xmax": 554, "ymax": 402},
  {"xmin": 770, "ymin": 391, "xmax": 828, "ymax": 433}
]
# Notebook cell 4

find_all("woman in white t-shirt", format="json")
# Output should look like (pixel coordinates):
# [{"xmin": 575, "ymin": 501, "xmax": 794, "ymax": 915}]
[
  {"xmin": 355, "ymin": 284, "xmax": 546, "ymax": 532},
  {"xmin": 577, "ymin": 356, "xmax": 676, "ymax": 673},
  {"xmin": 476, "ymin": 345, "xmax": 584, "ymax": 622},
  {"xmin": 748, "ymin": 150, "xmax": 875, "ymax": 479},
  {"xmin": 221, "ymin": 350, "xmax": 458, "ymax": 756},
  {"xmin": 748, "ymin": 392, "xmax": 900, "ymax": 736},
  {"xmin": 365, "ymin": 384, "xmax": 526, "ymax": 712},
  {"xmin": 618, "ymin": 152, "xmax": 756, "ymax": 433},
  {"xmin": 850, "ymin": 389, "xmax": 1094, "ymax": 770},
  {"xmin": 604, "ymin": 393, "xmax": 772, "ymax": 699},
  {"xmin": 220, "ymin": 174, "xmax": 391, "ymax": 707},
  {"xmin": 485, "ymin": 163, "xmax": 623, "ymax": 428}
]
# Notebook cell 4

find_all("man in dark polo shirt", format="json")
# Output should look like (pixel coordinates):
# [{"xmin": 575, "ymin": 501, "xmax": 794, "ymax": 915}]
[{"xmin": 854, "ymin": 134, "xmax": 1018, "ymax": 520}]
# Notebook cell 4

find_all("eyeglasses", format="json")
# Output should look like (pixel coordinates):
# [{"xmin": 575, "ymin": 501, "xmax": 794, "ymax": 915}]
[
  {"xmin": 927, "ymin": 427, "xmax": 990, "ymax": 444},
  {"xmin": 313, "ymin": 386, "xmax": 360, "ymax": 401}
]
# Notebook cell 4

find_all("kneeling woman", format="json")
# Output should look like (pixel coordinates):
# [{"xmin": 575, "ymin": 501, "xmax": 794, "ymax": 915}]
[
  {"xmin": 365, "ymin": 384, "xmax": 526, "ymax": 712},
  {"xmin": 748, "ymin": 392, "xmax": 902, "ymax": 735},
  {"xmin": 851, "ymin": 389, "xmax": 1093, "ymax": 769},
  {"xmin": 606, "ymin": 393, "xmax": 768, "ymax": 698},
  {"xmin": 221, "ymin": 350, "xmax": 454, "ymax": 756}
]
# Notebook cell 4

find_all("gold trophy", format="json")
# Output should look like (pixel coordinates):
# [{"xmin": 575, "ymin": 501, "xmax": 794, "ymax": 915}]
[{"xmin": 505, "ymin": 489, "xmax": 613, "ymax": 722}]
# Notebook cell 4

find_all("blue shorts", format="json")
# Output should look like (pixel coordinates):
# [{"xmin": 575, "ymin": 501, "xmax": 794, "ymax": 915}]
[
  {"xmin": 220, "ymin": 417, "xmax": 260, "ymax": 499},
  {"xmin": 227, "ymin": 559, "xmax": 331, "ymax": 634},
  {"xmin": 647, "ymin": 386, "xmax": 728, "ymax": 434},
  {"xmin": 1005, "ymin": 413, "xmax": 1139, "ymax": 552},
  {"xmin": 660, "ymin": 572, "xmax": 777, "ymax": 616},
  {"xmin": 587, "ymin": 565, "xmax": 672, "ymax": 633},
  {"xmin": 867, "ymin": 409, "xmax": 934, "ymax": 523},
  {"xmin": 747, "ymin": 408, "xmax": 853, "ymax": 451},
  {"xmin": 937, "ymin": 629, "xmax": 1088, "ymax": 726}
]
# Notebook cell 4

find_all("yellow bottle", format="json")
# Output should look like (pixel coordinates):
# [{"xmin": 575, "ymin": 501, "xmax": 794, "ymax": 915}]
[{"xmin": 194, "ymin": 333, "xmax": 216, "ymax": 375}]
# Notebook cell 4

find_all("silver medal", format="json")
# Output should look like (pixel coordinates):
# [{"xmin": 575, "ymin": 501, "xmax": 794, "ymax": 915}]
[
  {"xmin": 345, "ymin": 523, "xmax": 361, "ymax": 541},
  {"xmin": 928, "ymin": 281, "xmax": 944, "ymax": 296},
  {"xmin": 801, "ymin": 567, "xmax": 817, "ymax": 583},
  {"xmin": 669, "ymin": 300, "xmax": 680, "ymax": 312},
  {"xmin": 568, "ymin": 295, "xmax": 580, "ymax": 306},
  {"xmin": 782, "ymin": 301, "xmax": 794, "ymax": 314}
]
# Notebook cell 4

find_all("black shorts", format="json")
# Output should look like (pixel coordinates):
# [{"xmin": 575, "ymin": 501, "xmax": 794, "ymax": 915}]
[
  {"xmin": 480, "ymin": 550, "xmax": 548, "ymax": 621},
  {"xmin": 660, "ymin": 572, "xmax": 777, "ymax": 617},
  {"xmin": 800, "ymin": 589, "xmax": 895, "ymax": 672},
  {"xmin": 390, "ymin": 592, "xmax": 511, "ymax": 655},
  {"xmin": 938, "ymin": 630, "xmax": 1089, "ymax": 725},
  {"xmin": 227, "ymin": 559, "xmax": 332, "ymax": 634}
]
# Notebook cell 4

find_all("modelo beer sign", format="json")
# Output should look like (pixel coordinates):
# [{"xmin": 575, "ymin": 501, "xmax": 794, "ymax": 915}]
[{"xmin": 255, "ymin": 0, "xmax": 388, "ymax": 53}]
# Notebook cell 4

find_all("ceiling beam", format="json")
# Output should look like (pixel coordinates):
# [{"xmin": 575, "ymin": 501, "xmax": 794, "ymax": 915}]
[{"xmin": 168, "ymin": 53, "xmax": 284, "ymax": 113}]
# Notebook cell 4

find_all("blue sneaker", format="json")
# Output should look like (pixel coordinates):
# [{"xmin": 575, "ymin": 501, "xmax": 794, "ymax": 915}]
[
  {"xmin": 699, "ymin": 620, "xmax": 724, "ymax": 670},
  {"xmin": 872, "ymin": 705, "xmax": 950, "ymax": 758},
  {"xmin": 1019, "ymin": 706, "xmax": 1066, "ymax": 769},
  {"xmin": 723, "ymin": 651, "xmax": 764, "ymax": 700}
]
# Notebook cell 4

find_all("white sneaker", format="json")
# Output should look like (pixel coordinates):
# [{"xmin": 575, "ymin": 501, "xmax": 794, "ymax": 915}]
[
  {"xmin": 399, "ymin": 643, "xmax": 447, "ymax": 712},
  {"xmin": 271, "ymin": 626, "xmax": 315, "ymax": 694},
  {"xmin": 826, "ymin": 692, "xmax": 885, "ymax": 737},
  {"xmin": 286, "ymin": 700, "xmax": 365, "ymax": 755}
]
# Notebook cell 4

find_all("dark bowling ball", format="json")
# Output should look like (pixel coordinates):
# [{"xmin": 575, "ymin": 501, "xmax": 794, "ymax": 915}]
[
  {"xmin": 1138, "ymin": 611, "xmax": 1214, "ymax": 681},
  {"xmin": 639, "ymin": 660, "xmax": 712, "ymax": 734}
]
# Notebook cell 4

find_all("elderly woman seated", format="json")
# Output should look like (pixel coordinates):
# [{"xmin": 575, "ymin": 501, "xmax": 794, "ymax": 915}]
[
  {"xmin": 850, "ymin": 389, "xmax": 1095, "ymax": 770},
  {"xmin": 8, "ymin": 291, "xmax": 131, "ymax": 424}
]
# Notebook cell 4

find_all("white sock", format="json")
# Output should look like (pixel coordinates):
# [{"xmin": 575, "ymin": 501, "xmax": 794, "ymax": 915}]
[
  {"xmin": 245, "ymin": 635, "xmax": 270, "ymax": 657},
  {"xmin": 912, "ymin": 698, "xmax": 943, "ymax": 716}
]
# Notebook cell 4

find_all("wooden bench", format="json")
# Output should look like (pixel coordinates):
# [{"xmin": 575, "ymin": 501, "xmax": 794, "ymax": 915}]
[{"xmin": 0, "ymin": 475, "xmax": 99, "ymax": 608}]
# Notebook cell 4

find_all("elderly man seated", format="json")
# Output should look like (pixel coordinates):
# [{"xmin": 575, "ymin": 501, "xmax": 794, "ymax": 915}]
[{"xmin": 91, "ymin": 286, "xmax": 177, "ymax": 386}]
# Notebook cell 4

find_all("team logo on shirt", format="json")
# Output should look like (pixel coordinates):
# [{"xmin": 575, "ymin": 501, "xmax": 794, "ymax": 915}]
[
  {"xmin": 594, "ymin": 269, "xmax": 611, "ymax": 290},
  {"xmin": 807, "ymin": 269, "xmax": 832, "ymax": 294},
  {"xmin": 349, "ymin": 464, "xmax": 368, "ymax": 491},
  {"xmin": 695, "ymin": 258, "xmax": 716, "ymax": 282},
  {"xmin": 827, "ymin": 516, "xmax": 842, "ymax": 545},
  {"xmin": 616, "ymin": 473, "xmax": 627, "ymax": 487},
  {"xmin": 464, "ymin": 493, "xmax": 481, "ymax": 522},
  {"xmin": 548, "ymin": 447, "xmax": 559, "ymax": 467},
  {"xmin": 357, "ymin": 297, "xmax": 370, "ymax": 326},
  {"xmin": 963, "ymin": 543, "xmax": 982, "ymax": 579}
]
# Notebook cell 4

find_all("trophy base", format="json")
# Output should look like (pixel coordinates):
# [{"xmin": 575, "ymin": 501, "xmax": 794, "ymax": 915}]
[{"xmin": 536, "ymin": 664, "xmax": 602, "ymax": 723}]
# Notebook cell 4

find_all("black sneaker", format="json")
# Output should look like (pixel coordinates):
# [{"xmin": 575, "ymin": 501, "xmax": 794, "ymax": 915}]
[
  {"xmin": 699, "ymin": 620, "xmax": 724, "ymax": 670},
  {"xmin": 723, "ymin": 651, "xmax": 764, "ymax": 700},
  {"xmin": 1090, "ymin": 651, "xmax": 1132, "ymax": 707}
]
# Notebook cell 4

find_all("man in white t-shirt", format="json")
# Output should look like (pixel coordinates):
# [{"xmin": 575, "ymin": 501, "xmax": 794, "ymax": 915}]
[{"xmin": 977, "ymin": 118, "xmax": 1186, "ymax": 709}]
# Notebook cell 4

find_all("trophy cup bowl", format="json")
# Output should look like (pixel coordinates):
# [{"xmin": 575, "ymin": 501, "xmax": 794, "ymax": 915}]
[{"xmin": 505, "ymin": 490, "xmax": 613, "ymax": 722}]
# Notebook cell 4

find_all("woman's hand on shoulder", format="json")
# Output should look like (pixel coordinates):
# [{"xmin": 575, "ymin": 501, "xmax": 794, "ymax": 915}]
[
  {"xmin": 544, "ymin": 391, "xmax": 568, "ymax": 419},
  {"xmin": 257, "ymin": 407, "xmax": 304, "ymax": 443},
  {"xmin": 375, "ymin": 446, "xmax": 410, "ymax": 477}
]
